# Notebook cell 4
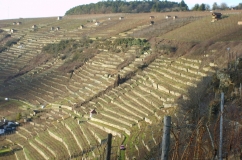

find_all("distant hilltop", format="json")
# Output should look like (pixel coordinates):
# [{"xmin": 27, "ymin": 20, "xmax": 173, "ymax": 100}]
[{"xmin": 65, "ymin": 0, "xmax": 188, "ymax": 15}]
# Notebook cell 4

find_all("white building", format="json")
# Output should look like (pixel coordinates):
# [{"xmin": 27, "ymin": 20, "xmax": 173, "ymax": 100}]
[{"xmin": 57, "ymin": 16, "xmax": 62, "ymax": 20}]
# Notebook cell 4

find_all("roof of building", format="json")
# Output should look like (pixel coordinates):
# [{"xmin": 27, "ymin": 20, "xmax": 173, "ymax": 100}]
[{"xmin": 90, "ymin": 109, "xmax": 97, "ymax": 114}]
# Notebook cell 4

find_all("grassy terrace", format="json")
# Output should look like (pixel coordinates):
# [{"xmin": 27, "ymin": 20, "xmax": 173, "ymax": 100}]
[
  {"xmin": 6, "ymin": 134, "xmax": 44, "ymax": 159},
  {"xmin": 47, "ymin": 121, "xmax": 82, "ymax": 157},
  {"xmin": 63, "ymin": 118, "xmax": 89, "ymax": 151},
  {"xmin": 36, "ymin": 132, "xmax": 70, "ymax": 159},
  {"xmin": 29, "ymin": 138, "xmax": 55, "ymax": 159},
  {"xmin": 14, "ymin": 149, "xmax": 26, "ymax": 160}
]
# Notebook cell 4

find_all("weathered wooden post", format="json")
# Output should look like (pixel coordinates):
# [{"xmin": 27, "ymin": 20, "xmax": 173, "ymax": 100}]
[
  {"xmin": 219, "ymin": 92, "xmax": 224, "ymax": 160},
  {"xmin": 227, "ymin": 48, "xmax": 230, "ymax": 60},
  {"xmin": 227, "ymin": 48, "xmax": 230, "ymax": 69},
  {"xmin": 240, "ymin": 83, "xmax": 241, "ymax": 98},
  {"xmin": 235, "ymin": 60, "xmax": 237, "ymax": 70},
  {"xmin": 106, "ymin": 133, "xmax": 112, "ymax": 160},
  {"xmin": 161, "ymin": 116, "xmax": 171, "ymax": 160}
]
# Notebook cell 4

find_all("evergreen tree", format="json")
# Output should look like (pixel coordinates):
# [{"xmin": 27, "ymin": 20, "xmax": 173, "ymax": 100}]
[
  {"xmin": 192, "ymin": 4, "xmax": 199, "ymax": 11},
  {"xmin": 198, "ymin": 3, "xmax": 205, "ymax": 11},
  {"xmin": 179, "ymin": 0, "xmax": 188, "ymax": 10}
]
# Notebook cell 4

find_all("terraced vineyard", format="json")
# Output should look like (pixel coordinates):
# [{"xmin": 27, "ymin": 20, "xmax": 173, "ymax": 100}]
[{"xmin": 0, "ymin": 11, "xmax": 241, "ymax": 159}]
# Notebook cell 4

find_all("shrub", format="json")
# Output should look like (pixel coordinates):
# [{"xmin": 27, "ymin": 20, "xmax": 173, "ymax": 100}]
[
  {"xmin": 42, "ymin": 38, "xmax": 93, "ymax": 57},
  {"xmin": 112, "ymin": 38, "xmax": 150, "ymax": 55},
  {"xmin": 113, "ymin": 38, "xmax": 149, "ymax": 47},
  {"xmin": 157, "ymin": 44, "xmax": 176, "ymax": 53},
  {"xmin": 4, "ymin": 34, "xmax": 11, "ymax": 39},
  {"xmin": 5, "ymin": 38, "xmax": 19, "ymax": 47},
  {"xmin": 0, "ymin": 46, "xmax": 6, "ymax": 53}
]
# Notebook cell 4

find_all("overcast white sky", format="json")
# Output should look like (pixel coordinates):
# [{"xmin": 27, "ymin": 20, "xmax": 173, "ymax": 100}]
[{"xmin": 0, "ymin": 0, "xmax": 241, "ymax": 20}]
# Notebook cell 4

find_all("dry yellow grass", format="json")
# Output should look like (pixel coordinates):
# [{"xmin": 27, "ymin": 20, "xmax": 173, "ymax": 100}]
[{"xmin": 160, "ymin": 12, "xmax": 242, "ymax": 42}]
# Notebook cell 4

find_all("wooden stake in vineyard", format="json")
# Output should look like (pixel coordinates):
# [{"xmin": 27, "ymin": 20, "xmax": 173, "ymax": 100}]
[
  {"xmin": 106, "ymin": 133, "xmax": 112, "ymax": 160},
  {"xmin": 161, "ymin": 116, "xmax": 171, "ymax": 160}
]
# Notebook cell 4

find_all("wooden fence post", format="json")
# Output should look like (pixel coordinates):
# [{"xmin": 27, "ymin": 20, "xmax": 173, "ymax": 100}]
[
  {"xmin": 240, "ymin": 83, "xmax": 241, "ymax": 98},
  {"xmin": 106, "ymin": 133, "xmax": 112, "ymax": 160},
  {"xmin": 219, "ymin": 92, "xmax": 224, "ymax": 160},
  {"xmin": 161, "ymin": 116, "xmax": 171, "ymax": 160}
]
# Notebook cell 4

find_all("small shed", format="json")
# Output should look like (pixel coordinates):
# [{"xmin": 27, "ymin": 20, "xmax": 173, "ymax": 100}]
[
  {"xmin": 17, "ymin": 22, "xmax": 22, "ymax": 25},
  {"xmin": 119, "ymin": 17, "xmax": 124, "ymax": 20},
  {"xmin": 173, "ymin": 16, "xmax": 178, "ymax": 20},
  {"xmin": 90, "ymin": 109, "xmax": 97, "ymax": 118},
  {"xmin": 10, "ymin": 29, "xmax": 15, "ymax": 33},
  {"xmin": 13, "ymin": 22, "xmax": 16, "ymax": 25},
  {"xmin": 165, "ymin": 15, "xmax": 171, "ymax": 19},
  {"xmin": 150, "ymin": 21, "xmax": 154, "ymax": 25},
  {"xmin": 4, "ymin": 98, "xmax": 9, "ymax": 101},
  {"xmin": 211, "ymin": 12, "xmax": 222, "ymax": 22},
  {"xmin": 238, "ymin": 21, "xmax": 242, "ymax": 25},
  {"xmin": 33, "ymin": 110, "xmax": 40, "ymax": 116},
  {"xmin": 108, "ymin": 17, "xmax": 111, "ymax": 20},
  {"xmin": 57, "ymin": 16, "xmax": 62, "ymax": 20},
  {"xmin": 79, "ymin": 25, "xmax": 84, "ymax": 29},
  {"xmin": 56, "ymin": 27, "xmax": 60, "ymax": 31},
  {"xmin": 50, "ymin": 27, "xmax": 54, "ymax": 31},
  {"xmin": 95, "ymin": 22, "xmax": 100, "ymax": 26},
  {"xmin": 32, "ymin": 25, "xmax": 37, "ymax": 29},
  {"xmin": 150, "ymin": 16, "xmax": 155, "ymax": 19}
]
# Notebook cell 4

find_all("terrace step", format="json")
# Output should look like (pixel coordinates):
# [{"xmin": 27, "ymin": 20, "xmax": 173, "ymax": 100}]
[
  {"xmin": 85, "ymin": 122, "xmax": 109, "ymax": 145},
  {"xmin": 112, "ymin": 99, "xmax": 145, "ymax": 120},
  {"xmin": 99, "ymin": 112, "xmax": 136, "ymax": 127},
  {"xmin": 35, "ymin": 132, "xmax": 69, "ymax": 159},
  {"xmin": 23, "ymin": 144, "xmax": 45, "ymax": 160},
  {"xmin": 14, "ymin": 148, "xmax": 26, "ymax": 160},
  {"xmin": 90, "ymin": 114, "xmax": 131, "ymax": 135},
  {"xmin": 29, "ymin": 139, "xmax": 55, "ymax": 160},
  {"xmin": 63, "ymin": 118, "xmax": 89, "ymax": 152},
  {"xmin": 79, "ymin": 123, "xmax": 99, "ymax": 147},
  {"xmin": 103, "ymin": 107, "xmax": 141, "ymax": 123},
  {"xmin": 48, "ymin": 122, "xmax": 82, "ymax": 157},
  {"xmin": 87, "ymin": 121, "xmax": 123, "ymax": 137}
]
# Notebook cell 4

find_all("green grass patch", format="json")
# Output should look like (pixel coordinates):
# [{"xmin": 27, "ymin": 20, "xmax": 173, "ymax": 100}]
[
  {"xmin": 119, "ymin": 133, "xmax": 129, "ymax": 160},
  {"xmin": 0, "ymin": 148, "xmax": 11, "ymax": 155}
]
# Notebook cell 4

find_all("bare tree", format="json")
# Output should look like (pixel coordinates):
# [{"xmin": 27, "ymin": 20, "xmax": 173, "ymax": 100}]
[{"xmin": 220, "ymin": 3, "xmax": 228, "ymax": 10}]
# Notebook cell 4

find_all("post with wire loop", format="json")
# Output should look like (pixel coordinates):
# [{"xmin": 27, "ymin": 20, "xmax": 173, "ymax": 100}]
[{"xmin": 161, "ymin": 116, "xmax": 171, "ymax": 160}]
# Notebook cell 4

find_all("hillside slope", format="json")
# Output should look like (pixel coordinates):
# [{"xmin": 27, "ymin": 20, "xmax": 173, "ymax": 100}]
[{"xmin": 0, "ymin": 11, "xmax": 242, "ymax": 159}]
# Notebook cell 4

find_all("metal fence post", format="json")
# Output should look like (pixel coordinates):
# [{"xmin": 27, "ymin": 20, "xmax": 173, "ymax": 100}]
[
  {"xmin": 219, "ymin": 92, "xmax": 224, "ymax": 160},
  {"xmin": 161, "ymin": 116, "xmax": 171, "ymax": 160}
]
